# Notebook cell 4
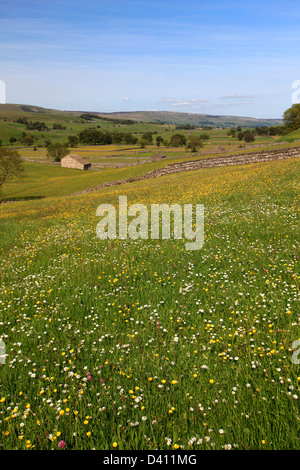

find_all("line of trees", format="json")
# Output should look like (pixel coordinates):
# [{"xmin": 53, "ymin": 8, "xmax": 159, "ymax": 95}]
[
  {"xmin": 155, "ymin": 133, "xmax": 209, "ymax": 150},
  {"xmin": 227, "ymin": 125, "xmax": 286, "ymax": 143},
  {"xmin": 15, "ymin": 118, "xmax": 67, "ymax": 132},
  {"xmin": 76, "ymin": 129, "xmax": 208, "ymax": 152},
  {"xmin": 16, "ymin": 118, "xmax": 49, "ymax": 131},
  {"xmin": 80, "ymin": 113, "xmax": 137, "ymax": 125},
  {"xmin": 78, "ymin": 129, "xmax": 138, "ymax": 145},
  {"xmin": 53, "ymin": 123, "xmax": 66, "ymax": 130}
]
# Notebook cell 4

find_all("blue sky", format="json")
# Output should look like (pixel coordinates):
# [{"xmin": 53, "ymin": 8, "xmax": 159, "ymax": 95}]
[{"xmin": 0, "ymin": 0, "xmax": 299, "ymax": 118}]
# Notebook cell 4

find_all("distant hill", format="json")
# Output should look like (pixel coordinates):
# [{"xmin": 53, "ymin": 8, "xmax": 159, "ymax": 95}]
[
  {"xmin": 0, "ymin": 103, "xmax": 78, "ymax": 122},
  {"xmin": 0, "ymin": 104, "xmax": 283, "ymax": 128},
  {"xmin": 95, "ymin": 110, "xmax": 283, "ymax": 128}
]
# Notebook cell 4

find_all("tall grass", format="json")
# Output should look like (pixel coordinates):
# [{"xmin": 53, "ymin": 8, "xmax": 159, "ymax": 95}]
[{"xmin": 0, "ymin": 158, "xmax": 299, "ymax": 450}]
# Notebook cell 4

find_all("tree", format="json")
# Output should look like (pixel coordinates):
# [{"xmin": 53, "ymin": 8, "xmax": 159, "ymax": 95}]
[
  {"xmin": 68, "ymin": 135, "xmax": 79, "ymax": 147},
  {"xmin": 142, "ymin": 132, "xmax": 153, "ymax": 144},
  {"xmin": 268, "ymin": 126, "xmax": 278, "ymax": 136},
  {"xmin": 156, "ymin": 136, "xmax": 164, "ymax": 147},
  {"xmin": 53, "ymin": 123, "xmax": 66, "ymax": 130},
  {"xmin": 26, "ymin": 121, "xmax": 48, "ymax": 131},
  {"xmin": 0, "ymin": 147, "xmax": 24, "ymax": 192},
  {"xmin": 22, "ymin": 135, "xmax": 34, "ymax": 146},
  {"xmin": 243, "ymin": 130, "xmax": 255, "ymax": 143},
  {"xmin": 255, "ymin": 126, "xmax": 269, "ymax": 136},
  {"xmin": 139, "ymin": 138, "xmax": 147, "ymax": 149},
  {"xmin": 78, "ymin": 129, "xmax": 112, "ymax": 145},
  {"xmin": 46, "ymin": 143, "xmax": 69, "ymax": 162},
  {"xmin": 227, "ymin": 129, "xmax": 236, "ymax": 137},
  {"xmin": 170, "ymin": 134, "xmax": 187, "ymax": 147},
  {"xmin": 283, "ymin": 104, "xmax": 300, "ymax": 131},
  {"xmin": 123, "ymin": 133, "xmax": 138, "ymax": 145},
  {"xmin": 186, "ymin": 136, "xmax": 203, "ymax": 152}
]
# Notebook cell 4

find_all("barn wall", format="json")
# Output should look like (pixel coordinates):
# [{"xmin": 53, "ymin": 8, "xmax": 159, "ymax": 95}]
[{"xmin": 61, "ymin": 157, "xmax": 84, "ymax": 170}]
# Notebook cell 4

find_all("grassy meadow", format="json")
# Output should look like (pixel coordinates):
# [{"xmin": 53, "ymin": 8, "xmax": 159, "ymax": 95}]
[
  {"xmin": 278, "ymin": 127, "xmax": 300, "ymax": 143},
  {"xmin": 3, "ymin": 139, "xmax": 300, "ymax": 203},
  {"xmin": 0, "ymin": 153, "xmax": 299, "ymax": 450}
]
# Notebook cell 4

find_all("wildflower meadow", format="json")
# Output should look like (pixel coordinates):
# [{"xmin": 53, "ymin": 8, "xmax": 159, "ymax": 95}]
[{"xmin": 0, "ymin": 158, "xmax": 299, "ymax": 450}]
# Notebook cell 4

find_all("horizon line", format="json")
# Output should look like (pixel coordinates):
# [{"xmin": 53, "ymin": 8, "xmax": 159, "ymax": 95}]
[{"xmin": 0, "ymin": 102, "xmax": 283, "ymax": 121}]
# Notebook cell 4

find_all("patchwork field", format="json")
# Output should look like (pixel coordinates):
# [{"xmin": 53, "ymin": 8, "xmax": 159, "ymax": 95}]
[
  {"xmin": 0, "ymin": 153, "xmax": 299, "ymax": 450},
  {"xmin": 2, "ymin": 141, "xmax": 300, "ymax": 203}
]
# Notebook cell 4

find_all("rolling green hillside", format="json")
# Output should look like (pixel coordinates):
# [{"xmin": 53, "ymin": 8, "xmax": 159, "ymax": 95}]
[
  {"xmin": 97, "ymin": 110, "xmax": 283, "ymax": 127},
  {"xmin": 0, "ymin": 103, "xmax": 283, "ymax": 149},
  {"xmin": 0, "ymin": 103, "xmax": 183, "ymax": 147},
  {"xmin": 278, "ymin": 127, "xmax": 300, "ymax": 142},
  {"xmin": 0, "ymin": 103, "xmax": 283, "ymax": 133}
]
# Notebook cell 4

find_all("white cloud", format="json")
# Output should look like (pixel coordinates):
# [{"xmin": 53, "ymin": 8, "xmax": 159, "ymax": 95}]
[
  {"xmin": 211, "ymin": 100, "xmax": 254, "ymax": 108},
  {"xmin": 221, "ymin": 93, "xmax": 256, "ymax": 100},
  {"xmin": 159, "ymin": 98, "xmax": 209, "ymax": 107}
]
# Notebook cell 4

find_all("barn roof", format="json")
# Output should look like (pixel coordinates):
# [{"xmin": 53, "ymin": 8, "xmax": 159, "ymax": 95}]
[{"xmin": 62, "ymin": 154, "xmax": 91, "ymax": 165}]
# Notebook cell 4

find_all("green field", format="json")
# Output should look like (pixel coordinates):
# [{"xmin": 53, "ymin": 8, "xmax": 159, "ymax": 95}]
[
  {"xmin": 279, "ymin": 128, "xmax": 300, "ymax": 142},
  {"xmin": 0, "ymin": 104, "xmax": 292, "ymax": 204},
  {"xmin": 0, "ymin": 104, "xmax": 299, "ymax": 451},
  {"xmin": 0, "ymin": 103, "xmax": 280, "ymax": 149},
  {"xmin": 0, "ymin": 151, "xmax": 299, "ymax": 450},
  {"xmin": 2, "ymin": 140, "xmax": 299, "ymax": 202}
]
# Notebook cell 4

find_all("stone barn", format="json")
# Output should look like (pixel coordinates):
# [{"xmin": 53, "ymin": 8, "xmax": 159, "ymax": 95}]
[{"xmin": 61, "ymin": 154, "xmax": 91, "ymax": 170}]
